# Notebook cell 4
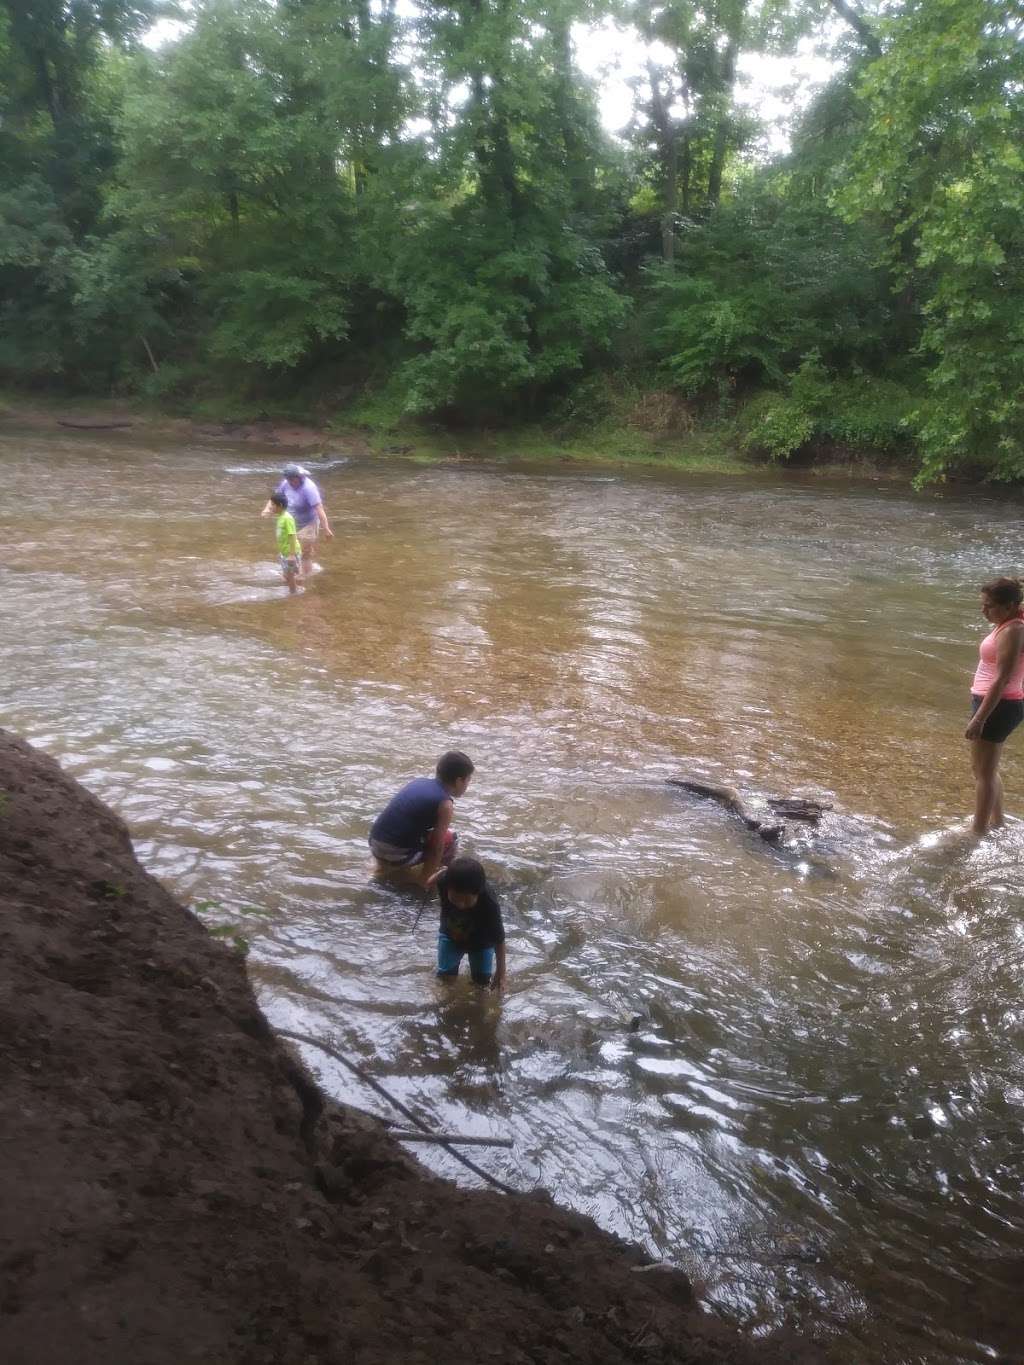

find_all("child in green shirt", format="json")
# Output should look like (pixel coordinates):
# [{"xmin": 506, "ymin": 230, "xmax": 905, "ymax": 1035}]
[{"xmin": 270, "ymin": 492, "xmax": 301, "ymax": 594}]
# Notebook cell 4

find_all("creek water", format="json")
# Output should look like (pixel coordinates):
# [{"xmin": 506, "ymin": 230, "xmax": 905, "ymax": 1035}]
[{"xmin": 3, "ymin": 428, "xmax": 1024, "ymax": 1362}]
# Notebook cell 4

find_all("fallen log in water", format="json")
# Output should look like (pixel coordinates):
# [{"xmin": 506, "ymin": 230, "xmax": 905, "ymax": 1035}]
[
  {"xmin": 666, "ymin": 778, "xmax": 784, "ymax": 842},
  {"xmin": 667, "ymin": 778, "xmax": 833, "ymax": 841},
  {"xmin": 766, "ymin": 798, "xmax": 831, "ymax": 822}
]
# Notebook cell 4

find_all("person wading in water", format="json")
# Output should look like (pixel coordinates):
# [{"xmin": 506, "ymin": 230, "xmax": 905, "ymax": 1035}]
[
  {"xmin": 261, "ymin": 463, "xmax": 333, "ymax": 581},
  {"xmin": 368, "ymin": 751, "xmax": 474, "ymax": 884},
  {"xmin": 965, "ymin": 576, "xmax": 1024, "ymax": 835}
]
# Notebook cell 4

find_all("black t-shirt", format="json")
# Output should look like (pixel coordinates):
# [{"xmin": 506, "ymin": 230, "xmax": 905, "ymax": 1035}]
[{"xmin": 437, "ymin": 878, "xmax": 505, "ymax": 951}]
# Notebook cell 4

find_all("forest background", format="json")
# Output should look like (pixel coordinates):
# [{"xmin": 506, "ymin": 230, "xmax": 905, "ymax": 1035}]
[{"xmin": 1, "ymin": 0, "xmax": 1021, "ymax": 483}]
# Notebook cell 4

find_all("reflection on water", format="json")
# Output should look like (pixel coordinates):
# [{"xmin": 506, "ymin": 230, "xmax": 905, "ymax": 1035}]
[{"xmin": 3, "ymin": 428, "xmax": 1024, "ymax": 1362}]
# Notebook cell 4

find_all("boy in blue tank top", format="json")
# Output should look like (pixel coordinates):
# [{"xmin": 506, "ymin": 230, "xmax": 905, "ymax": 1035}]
[{"xmin": 368, "ymin": 751, "xmax": 474, "ymax": 883}]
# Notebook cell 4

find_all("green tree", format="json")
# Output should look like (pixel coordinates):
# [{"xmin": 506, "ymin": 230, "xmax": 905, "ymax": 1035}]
[
  {"xmin": 371, "ymin": 0, "xmax": 627, "ymax": 417},
  {"xmin": 0, "ymin": 176, "xmax": 77, "ymax": 376},
  {"xmin": 1, "ymin": 0, "xmax": 165, "ymax": 228},
  {"xmin": 0, "ymin": 0, "xmax": 165, "ymax": 383},
  {"xmin": 623, "ymin": 0, "xmax": 808, "ymax": 262},
  {"xmin": 82, "ymin": 0, "xmax": 415, "ymax": 388},
  {"xmin": 842, "ymin": 0, "xmax": 1024, "ymax": 481}
]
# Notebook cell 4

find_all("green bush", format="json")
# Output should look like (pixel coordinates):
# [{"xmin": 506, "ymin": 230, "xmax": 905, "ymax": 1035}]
[
  {"xmin": 645, "ymin": 192, "xmax": 896, "ymax": 401},
  {"xmin": 137, "ymin": 362, "xmax": 201, "ymax": 404},
  {"xmin": 742, "ymin": 357, "xmax": 919, "ymax": 461},
  {"xmin": 343, "ymin": 381, "xmax": 415, "ymax": 436},
  {"xmin": 547, "ymin": 371, "xmax": 639, "ymax": 433},
  {"xmin": 826, "ymin": 377, "xmax": 917, "ymax": 449},
  {"xmin": 741, "ymin": 392, "xmax": 815, "ymax": 460},
  {"xmin": 652, "ymin": 272, "xmax": 788, "ymax": 396}
]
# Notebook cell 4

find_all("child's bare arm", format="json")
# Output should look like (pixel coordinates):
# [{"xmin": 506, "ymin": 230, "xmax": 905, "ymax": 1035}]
[
  {"xmin": 420, "ymin": 799, "xmax": 453, "ymax": 882},
  {"xmin": 490, "ymin": 942, "xmax": 507, "ymax": 992}
]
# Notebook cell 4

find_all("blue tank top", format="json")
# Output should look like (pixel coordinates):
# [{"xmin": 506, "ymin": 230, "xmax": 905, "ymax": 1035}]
[{"xmin": 370, "ymin": 777, "xmax": 449, "ymax": 850}]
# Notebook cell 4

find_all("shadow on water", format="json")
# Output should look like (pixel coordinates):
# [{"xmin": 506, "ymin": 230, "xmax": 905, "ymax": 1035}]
[{"xmin": 2, "ymin": 429, "xmax": 1024, "ymax": 1361}]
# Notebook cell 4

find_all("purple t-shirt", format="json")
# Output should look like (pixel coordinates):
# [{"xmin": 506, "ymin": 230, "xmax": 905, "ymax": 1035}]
[{"xmin": 275, "ymin": 476, "xmax": 322, "ymax": 529}]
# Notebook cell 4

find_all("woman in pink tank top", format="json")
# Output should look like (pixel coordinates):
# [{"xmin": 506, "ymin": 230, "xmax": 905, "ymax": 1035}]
[{"xmin": 965, "ymin": 576, "xmax": 1024, "ymax": 834}]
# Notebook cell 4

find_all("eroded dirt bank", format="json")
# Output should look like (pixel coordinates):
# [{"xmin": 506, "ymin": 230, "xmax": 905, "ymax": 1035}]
[
  {"xmin": 0, "ymin": 730, "xmax": 821, "ymax": 1365},
  {"xmin": 0, "ymin": 402, "xmax": 340, "ymax": 450}
]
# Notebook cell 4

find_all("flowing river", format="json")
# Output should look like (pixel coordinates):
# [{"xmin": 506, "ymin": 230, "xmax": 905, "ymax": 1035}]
[{"xmin": 3, "ymin": 427, "xmax": 1024, "ymax": 1362}]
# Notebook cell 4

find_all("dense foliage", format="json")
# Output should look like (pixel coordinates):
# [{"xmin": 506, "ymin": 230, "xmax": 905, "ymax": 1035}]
[{"xmin": 1, "ymin": 0, "xmax": 1022, "ymax": 480}]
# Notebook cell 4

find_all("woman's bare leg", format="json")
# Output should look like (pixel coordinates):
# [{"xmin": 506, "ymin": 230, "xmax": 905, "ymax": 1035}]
[
  {"xmin": 297, "ymin": 525, "xmax": 318, "ymax": 580},
  {"xmin": 991, "ymin": 771, "xmax": 1005, "ymax": 828},
  {"xmin": 970, "ymin": 738, "xmax": 1003, "ymax": 835}
]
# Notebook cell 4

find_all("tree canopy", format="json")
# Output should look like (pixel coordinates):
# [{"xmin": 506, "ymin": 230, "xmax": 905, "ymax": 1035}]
[{"xmin": 1, "ymin": 0, "xmax": 1021, "ymax": 482}]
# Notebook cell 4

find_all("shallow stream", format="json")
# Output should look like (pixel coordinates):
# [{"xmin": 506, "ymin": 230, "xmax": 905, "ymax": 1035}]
[{"xmin": 3, "ymin": 429, "xmax": 1024, "ymax": 1361}]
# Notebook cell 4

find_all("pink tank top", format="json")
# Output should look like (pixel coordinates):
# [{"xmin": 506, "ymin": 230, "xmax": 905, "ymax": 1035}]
[{"xmin": 972, "ymin": 614, "xmax": 1024, "ymax": 699}]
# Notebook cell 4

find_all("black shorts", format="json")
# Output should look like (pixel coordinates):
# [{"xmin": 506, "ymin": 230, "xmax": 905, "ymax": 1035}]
[{"xmin": 971, "ymin": 695, "xmax": 1024, "ymax": 743}]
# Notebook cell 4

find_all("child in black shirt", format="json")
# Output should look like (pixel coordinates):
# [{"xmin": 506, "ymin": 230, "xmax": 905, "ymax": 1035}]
[{"xmin": 432, "ymin": 857, "xmax": 506, "ymax": 991}]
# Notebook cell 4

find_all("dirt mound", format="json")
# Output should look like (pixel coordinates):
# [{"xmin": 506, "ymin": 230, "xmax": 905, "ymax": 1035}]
[
  {"xmin": 0, "ymin": 729, "xmax": 822, "ymax": 1365},
  {"xmin": 189, "ymin": 419, "xmax": 333, "ymax": 448}
]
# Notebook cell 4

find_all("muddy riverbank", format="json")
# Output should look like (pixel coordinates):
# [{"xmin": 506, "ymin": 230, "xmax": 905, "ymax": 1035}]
[
  {"xmin": 0, "ymin": 390, "xmax": 907, "ymax": 477},
  {"xmin": 0, "ymin": 729, "xmax": 820, "ymax": 1365},
  {"xmin": 0, "ymin": 398, "xmax": 348, "ymax": 453}
]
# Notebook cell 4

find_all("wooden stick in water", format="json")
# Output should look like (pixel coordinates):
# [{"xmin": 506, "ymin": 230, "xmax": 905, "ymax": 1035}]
[{"xmin": 386, "ymin": 1128, "xmax": 514, "ymax": 1148}]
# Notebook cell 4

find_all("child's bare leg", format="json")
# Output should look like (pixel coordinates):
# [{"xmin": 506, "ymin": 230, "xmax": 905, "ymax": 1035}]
[{"xmin": 281, "ymin": 560, "xmax": 299, "ymax": 594}]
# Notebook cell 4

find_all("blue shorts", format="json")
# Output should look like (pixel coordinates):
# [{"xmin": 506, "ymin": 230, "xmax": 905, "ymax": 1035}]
[
  {"xmin": 437, "ymin": 933, "xmax": 494, "ymax": 985},
  {"xmin": 280, "ymin": 554, "xmax": 300, "ymax": 576}
]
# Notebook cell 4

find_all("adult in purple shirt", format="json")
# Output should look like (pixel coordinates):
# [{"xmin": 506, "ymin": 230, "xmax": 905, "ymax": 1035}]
[{"xmin": 260, "ymin": 463, "xmax": 333, "ymax": 580}]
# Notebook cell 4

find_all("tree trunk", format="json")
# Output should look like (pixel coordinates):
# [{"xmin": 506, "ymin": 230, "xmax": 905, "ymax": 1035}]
[
  {"xmin": 34, "ymin": 51, "xmax": 61, "ymax": 126},
  {"xmin": 662, "ymin": 130, "xmax": 677, "ymax": 262},
  {"xmin": 465, "ymin": 0, "xmax": 519, "ymax": 215},
  {"xmin": 647, "ymin": 64, "xmax": 679, "ymax": 262},
  {"xmin": 828, "ymin": 0, "xmax": 882, "ymax": 56},
  {"xmin": 680, "ymin": 131, "xmax": 692, "ymax": 216},
  {"xmin": 706, "ymin": 35, "xmax": 739, "ymax": 209},
  {"xmin": 548, "ymin": 11, "xmax": 589, "ymax": 210}
]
